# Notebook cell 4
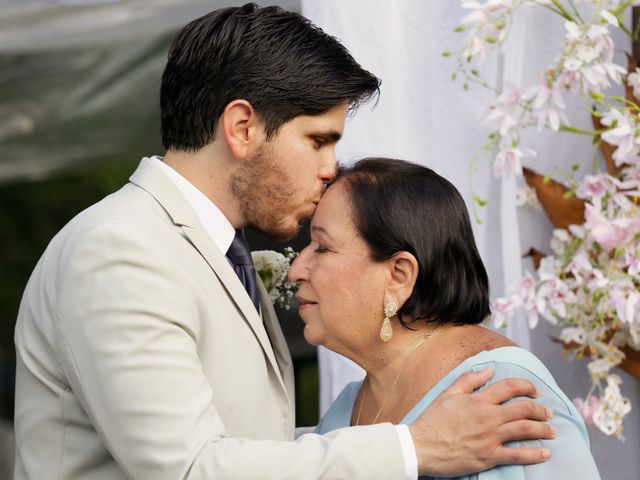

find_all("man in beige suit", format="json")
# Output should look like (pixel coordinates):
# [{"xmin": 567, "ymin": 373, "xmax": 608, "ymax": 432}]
[{"xmin": 14, "ymin": 4, "xmax": 555, "ymax": 479}]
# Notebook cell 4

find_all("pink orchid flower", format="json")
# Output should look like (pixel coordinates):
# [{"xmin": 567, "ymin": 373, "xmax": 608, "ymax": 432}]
[{"xmin": 573, "ymin": 395, "xmax": 600, "ymax": 426}]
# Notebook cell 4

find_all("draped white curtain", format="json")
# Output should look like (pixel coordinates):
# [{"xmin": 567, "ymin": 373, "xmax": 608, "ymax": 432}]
[{"xmin": 302, "ymin": 2, "xmax": 639, "ymax": 478}]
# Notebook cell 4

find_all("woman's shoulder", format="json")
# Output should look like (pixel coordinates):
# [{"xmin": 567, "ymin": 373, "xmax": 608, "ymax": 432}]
[
  {"xmin": 457, "ymin": 324, "xmax": 516, "ymax": 350},
  {"xmin": 469, "ymin": 347, "xmax": 601, "ymax": 479},
  {"xmin": 467, "ymin": 346, "xmax": 583, "ymax": 422},
  {"xmin": 441, "ymin": 325, "xmax": 515, "ymax": 367},
  {"xmin": 464, "ymin": 345, "xmax": 556, "ymax": 392}
]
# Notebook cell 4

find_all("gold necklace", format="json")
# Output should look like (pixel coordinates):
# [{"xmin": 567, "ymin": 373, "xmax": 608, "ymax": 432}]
[{"xmin": 354, "ymin": 328, "xmax": 438, "ymax": 426}]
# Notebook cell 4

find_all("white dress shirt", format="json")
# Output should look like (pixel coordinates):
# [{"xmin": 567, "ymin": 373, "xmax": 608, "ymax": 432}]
[
  {"xmin": 151, "ymin": 155, "xmax": 418, "ymax": 479},
  {"xmin": 151, "ymin": 156, "xmax": 235, "ymax": 254}
]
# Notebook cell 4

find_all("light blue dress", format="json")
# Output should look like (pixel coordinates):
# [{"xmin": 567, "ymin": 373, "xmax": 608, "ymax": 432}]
[{"xmin": 317, "ymin": 347, "xmax": 601, "ymax": 479}]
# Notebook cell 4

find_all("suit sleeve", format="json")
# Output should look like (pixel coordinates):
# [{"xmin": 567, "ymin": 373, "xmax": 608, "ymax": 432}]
[{"xmin": 55, "ymin": 220, "xmax": 407, "ymax": 479}]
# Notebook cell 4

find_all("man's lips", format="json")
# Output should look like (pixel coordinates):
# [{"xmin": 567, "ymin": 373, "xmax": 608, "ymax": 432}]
[{"xmin": 301, "ymin": 200, "xmax": 320, "ymax": 219}]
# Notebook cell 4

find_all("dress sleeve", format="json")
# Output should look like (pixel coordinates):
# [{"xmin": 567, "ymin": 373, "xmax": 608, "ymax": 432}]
[{"xmin": 475, "ymin": 361, "xmax": 601, "ymax": 480}]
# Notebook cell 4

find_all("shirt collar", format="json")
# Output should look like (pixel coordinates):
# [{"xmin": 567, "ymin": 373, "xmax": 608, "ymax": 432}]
[{"xmin": 148, "ymin": 155, "xmax": 235, "ymax": 255}]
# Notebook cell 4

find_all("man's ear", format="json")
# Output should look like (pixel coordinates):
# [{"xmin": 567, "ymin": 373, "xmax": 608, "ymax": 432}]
[
  {"xmin": 385, "ymin": 251, "xmax": 419, "ymax": 309},
  {"xmin": 221, "ymin": 99, "xmax": 263, "ymax": 159}
]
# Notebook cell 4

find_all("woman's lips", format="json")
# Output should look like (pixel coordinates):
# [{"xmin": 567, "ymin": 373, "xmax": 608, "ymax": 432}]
[{"xmin": 296, "ymin": 295, "xmax": 318, "ymax": 308}]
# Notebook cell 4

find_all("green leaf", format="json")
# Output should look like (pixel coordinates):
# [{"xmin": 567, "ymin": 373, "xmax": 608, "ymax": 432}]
[
  {"xmin": 441, "ymin": 51, "xmax": 452, "ymax": 57},
  {"xmin": 453, "ymin": 25, "xmax": 465, "ymax": 33},
  {"xmin": 257, "ymin": 269, "xmax": 274, "ymax": 291},
  {"xmin": 473, "ymin": 195, "xmax": 488, "ymax": 207},
  {"xmin": 609, "ymin": 95, "xmax": 627, "ymax": 103},
  {"xmin": 571, "ymin": 163, "xmax": 581, "ymax": 171}
]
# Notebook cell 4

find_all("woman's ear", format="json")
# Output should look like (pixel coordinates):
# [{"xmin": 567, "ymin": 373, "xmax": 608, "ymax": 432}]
[
  {"xmin": 385, "ymin": 251, "xmax": 419, "ymax": 309},
  {"xmin": 221, "ymin": 99, "xmax": 263, "ymax": 159}
]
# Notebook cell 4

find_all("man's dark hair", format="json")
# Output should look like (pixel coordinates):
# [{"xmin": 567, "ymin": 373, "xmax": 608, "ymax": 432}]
[
  {"xmin": 339, "ymin": 158, "xmax": 490, "ymax": 327},
  {"xmin": 160, "ymin": 3, "xmax": 380, "ymax": 151}
]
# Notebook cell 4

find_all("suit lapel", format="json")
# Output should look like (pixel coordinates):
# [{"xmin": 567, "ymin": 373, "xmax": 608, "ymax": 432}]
[
  {"xmin": 128, "ymin": 158, "xmax": 288, "ymax": 395},
  {"xmin": 179, "ymin": 227, "xmax": 283, "ymax": 371},
  {"xmin": 258, "ymin": 281, "xmax": 295, "ymax": 406}
]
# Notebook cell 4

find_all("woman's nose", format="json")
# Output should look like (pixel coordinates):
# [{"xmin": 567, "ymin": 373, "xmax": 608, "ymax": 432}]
[{"xmin": 288, "ymin": 248, "xmax": 309, "ymax": 283}]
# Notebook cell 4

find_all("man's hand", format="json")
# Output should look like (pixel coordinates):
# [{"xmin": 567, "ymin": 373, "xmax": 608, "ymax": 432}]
[{"xmin": 409, "ymin": 368, "xmax": 555, "ymax": 477}]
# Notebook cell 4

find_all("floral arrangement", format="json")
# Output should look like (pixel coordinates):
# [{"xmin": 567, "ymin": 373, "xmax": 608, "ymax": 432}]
[
  {"xmin": 252, "ymin": 247, "xmax": 298, "ymax": 309},
  {"xmin": 449, "ymin": 0, "xmax": 640, "ymax": 437}
]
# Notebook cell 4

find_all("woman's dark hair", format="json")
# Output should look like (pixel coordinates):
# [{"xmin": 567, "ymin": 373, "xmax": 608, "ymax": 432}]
[
  {"xmin": 339, "ymin": 158, "xmax": 490, "ymax": 327},
  {"xmin": 160, "ymin": 3, "xmax": 380, "ymax": 151}
]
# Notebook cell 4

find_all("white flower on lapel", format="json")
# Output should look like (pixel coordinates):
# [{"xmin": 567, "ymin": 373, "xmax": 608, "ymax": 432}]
[{"xmin": 251, "ymin": 247, "xmax": 298, "ymax": 309}]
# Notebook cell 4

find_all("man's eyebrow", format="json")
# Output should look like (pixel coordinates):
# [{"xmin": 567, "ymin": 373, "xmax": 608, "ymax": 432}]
[
  {"xmin": 311, "ymin": 225, "xmax": 334, "ymax": 240},
  {"xmin": 311, "ymin": 130, "xmax": 342, "ymax": 142},
  {"xmin": 326, "ymin": 131, "xmax": 342, "ymax": 142}
]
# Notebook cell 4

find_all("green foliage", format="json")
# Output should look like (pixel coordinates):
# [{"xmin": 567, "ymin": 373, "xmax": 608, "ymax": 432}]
[{"xmin": 294, "ymin": 360, "xmax": 319, "ymax": 427}]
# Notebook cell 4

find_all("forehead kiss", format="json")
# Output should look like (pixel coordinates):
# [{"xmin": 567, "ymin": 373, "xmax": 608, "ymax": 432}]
[{"xmin": 309, "ymin": 180, "xmax": 359, "ymax": 243}]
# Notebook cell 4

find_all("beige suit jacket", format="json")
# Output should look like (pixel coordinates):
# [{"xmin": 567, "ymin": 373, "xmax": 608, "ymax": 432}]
[{"xmin": 14, "ymin": 158, "xmax": 406, "ymax": 479}]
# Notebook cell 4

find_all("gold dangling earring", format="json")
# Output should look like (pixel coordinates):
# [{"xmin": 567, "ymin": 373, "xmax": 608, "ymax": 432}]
[{"xmin": 380, "ymin": 301, "xmax": 398, "ymax": 342}]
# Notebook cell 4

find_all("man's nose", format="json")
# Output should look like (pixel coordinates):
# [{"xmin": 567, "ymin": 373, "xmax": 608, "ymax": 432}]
[{"xmin": 319, "ymin": 150, "xmax": 338, "ymax": 184}]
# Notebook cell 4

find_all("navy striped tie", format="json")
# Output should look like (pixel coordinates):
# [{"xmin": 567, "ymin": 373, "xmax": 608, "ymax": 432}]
[{"xmin": 226, "ymin": 229, "xmax": 260, "ymax": 312}]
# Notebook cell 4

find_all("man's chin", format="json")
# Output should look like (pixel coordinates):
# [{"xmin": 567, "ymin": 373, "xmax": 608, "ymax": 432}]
[{"xmin": 252, "ymin": 218, "xmax": 300, "ymax": 242}]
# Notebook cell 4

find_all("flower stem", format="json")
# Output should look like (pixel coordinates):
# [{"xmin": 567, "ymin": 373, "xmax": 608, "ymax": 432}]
[
  {"xmin": 549, "ymin": 0, "xmax": 577, "ymax": 22},
  {"xmin": 618, "ymin": 18, "xmax": 634, "ymax": 39},
  {"xmin": 566, "ymin": 0, "xmax": 584, "ymax": 24},
  {"xmin": 612, "ymin": 1, "xmax": 635, "ymax": 38},
  {"xmin": 559, "ymin": 124, "xmax": 600, "ymax": 135}
]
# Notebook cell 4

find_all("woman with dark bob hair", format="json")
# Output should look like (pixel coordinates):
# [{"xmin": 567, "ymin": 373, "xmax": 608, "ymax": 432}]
[{"xmin": 288, "ymin": 158, "xmax": 600, "ymax": 479}]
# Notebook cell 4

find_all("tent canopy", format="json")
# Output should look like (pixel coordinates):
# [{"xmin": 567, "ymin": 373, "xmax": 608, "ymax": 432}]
[{"xmin": 0, "ymin": 0, "xmax": 298, "ymax": 183}]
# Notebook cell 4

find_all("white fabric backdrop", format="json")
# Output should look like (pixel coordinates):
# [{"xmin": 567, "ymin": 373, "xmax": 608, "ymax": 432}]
[{"xmin": 302, "ymin": 1, "xmax": 640, "ymax": 478}]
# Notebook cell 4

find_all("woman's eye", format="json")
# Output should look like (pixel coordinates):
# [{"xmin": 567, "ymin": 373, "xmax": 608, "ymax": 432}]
[{"xmin": 314, "ymin": 244, "xmax": 329, "ymax": 253}]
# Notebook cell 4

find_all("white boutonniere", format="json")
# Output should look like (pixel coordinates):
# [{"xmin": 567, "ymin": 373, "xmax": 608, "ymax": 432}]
[{"xmin": 252, "ymin": 247, "xmax": 298, "ymax": 309}]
